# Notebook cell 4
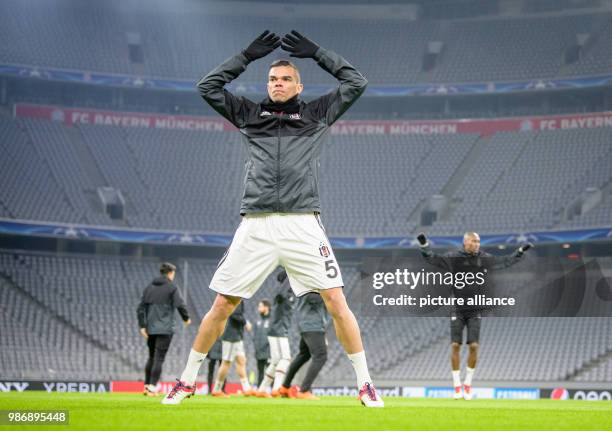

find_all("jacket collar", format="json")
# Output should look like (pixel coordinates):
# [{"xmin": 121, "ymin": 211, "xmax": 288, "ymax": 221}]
[
  {"xmin": 460, "ymin": 249, "xmax": 481, "ymax": 257},
  {"xmin": 152, "ymin": 276, "xmax": 170, "ymax": 286},
  {"xmin": 260, "ymin": 95, "xmax": 301, "ymax": 114}
]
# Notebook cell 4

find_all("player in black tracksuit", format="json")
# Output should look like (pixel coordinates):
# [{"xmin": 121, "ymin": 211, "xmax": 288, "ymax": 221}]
[
  {"xmin": 206, "ymin": 339, "xmax": 223, "ymax": 395},
  {"xmin": 257, "ymin": 271, "xmax": 295, "ymax": 396},
  {"xmin": 252, "ymin": 299, "xmax": 271, "ymax": 386},
  {"xmin": 417, "ymin": 232, "xmax": 532, "ymax": 400},
  {"xmin": 268, "ymin": 273, "xmax": 295, "ymax": 339},
  {"xmin": 137, "ymin": 262, "xmax": 191, "ymax": 396},
  {"xmin": 280, "ymin": 291, "xmax": 328, "ymax": 399}
]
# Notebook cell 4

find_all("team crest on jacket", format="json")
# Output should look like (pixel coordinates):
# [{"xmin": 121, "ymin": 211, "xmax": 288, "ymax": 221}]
[
  {"xmin": 259, "ymin": 111, "xmax": 302, "ymax": 120},
  {"xmin": 319, "ymin": 242, "xmax": 330, "ymax": 258}
]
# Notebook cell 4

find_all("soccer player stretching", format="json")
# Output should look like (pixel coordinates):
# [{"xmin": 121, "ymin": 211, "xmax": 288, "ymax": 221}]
[
  {"xmin": 162, "ymin": 30, "xmax": 383, "ymax": 407},
  {"xmin": 418, "ymin": 232, "xmax": 532, "ymax": 400}
]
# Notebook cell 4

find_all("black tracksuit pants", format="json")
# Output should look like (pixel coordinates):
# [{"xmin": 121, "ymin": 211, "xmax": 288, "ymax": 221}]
[
  {"xmin": 145, "ymin": 334, "xmax": 173, "ymax": 386},
  {"xmin": 283, "ymin": 331, "xmax": 327, "ymax": 392}
]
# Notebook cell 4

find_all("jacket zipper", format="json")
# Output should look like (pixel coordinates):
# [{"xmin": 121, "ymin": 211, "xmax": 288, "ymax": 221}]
[{"xmin": 276, "ymin": 114, "xmax": 282, "ymax": 212}]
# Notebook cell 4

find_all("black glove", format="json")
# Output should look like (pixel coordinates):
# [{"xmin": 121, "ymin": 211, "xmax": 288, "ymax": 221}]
[
  {"xmin": 243, "ymin": 30, "xmax": 281, "ymax": 62},
  {"xmin": 417, "ymin": 233, "xmax": 428, "ymax": 247},
  {"xmin": 281, "ymin": 30, "xmax": 320, "ymax": 58},
  {"xmin": 519, "ymin": 242, "xmax": 534, "ymax": 253}
]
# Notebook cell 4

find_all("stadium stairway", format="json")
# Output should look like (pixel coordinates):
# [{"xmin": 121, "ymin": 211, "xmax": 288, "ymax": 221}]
[
  {"xmin": 427, "ymin": 131, "xmax": 533, "ymax": 234},
  {"xmin": 423, "ymin": 134, "xmax": 491, "ymax": 227},
  {"xmin": 556, "ymin": 14, "xmax": 609, "ymax": 77},
  {"xmin": 558, "ymin": 173, "xmax": 612, "ymax": 229},
  {"xmin": 68, "ymin": 126, "xmax": 108, "ymax": 189},
  {"xmin": 569, "ymin": 346, "xmax": 612, "ymax": 381},
  {"xmin": 439, "ymin": 134, "xmax": 489, "ymax": 198}
]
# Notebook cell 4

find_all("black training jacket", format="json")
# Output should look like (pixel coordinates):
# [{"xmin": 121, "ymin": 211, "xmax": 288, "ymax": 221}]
[
  {"xmin": 137, "ymin": 277, "xmax": 189, "ymax": 335},
  {"xmin": 222, "ymin": 301, "xmax": 247, "ymax": 343},
  {"xmin": 267, "ymin": 281, "xmax": 295, "ymax": 337},
  {"xmin": 420, "ymin": 246, "xmax": 525, "ymax": 313},
  {"xmin": 197, "ymin": 47, "xmax": 367, "ymax": 214}
]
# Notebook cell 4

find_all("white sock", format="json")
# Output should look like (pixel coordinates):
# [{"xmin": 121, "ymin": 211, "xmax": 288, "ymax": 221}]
[
  {"xmin": 347, "ymin": 351, "xmax": 372, "ymax": 388},
  {"xmin": 464, "ymin": 367, "xmax": 475, "ymax": 386},
  {"xmin": 213, "ymin": 379, "xmax": 222, "ymax": 393},
  {"xmin": 272, "ymin": 359, "xmax": 289, "ymax": 391},
  {"xmin": 179, "ymin": 349, "xmax": 207, "ymax": 385},
  {"xmin": 452, "ymin": 370, "xmax": 461, "ymax": 388},
  {"xmin": 240, "ymin": 378, "xmax": 250, "ymax": 392},
  {"xmin": 258, "ymin": 363, "xmax": 275, "ymax": 392}
]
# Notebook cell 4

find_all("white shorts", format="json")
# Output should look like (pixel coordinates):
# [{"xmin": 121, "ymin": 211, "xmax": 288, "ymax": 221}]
[
  {"xmin": 268, "ymin": 336, "xmax": 291, "ymax": 363},
  {"xmin": 210, "ymin": 213, "xmax": 344, "ymax": 299},
  {"xmin": 221, "ymin": 340, "xmax": 245, "ymax": 362}
]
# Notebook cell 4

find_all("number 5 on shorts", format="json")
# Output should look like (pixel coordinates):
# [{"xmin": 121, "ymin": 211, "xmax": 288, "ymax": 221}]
[{"xmin": 325, "ymin": 260, "xmax": 338, "ymax": 279}]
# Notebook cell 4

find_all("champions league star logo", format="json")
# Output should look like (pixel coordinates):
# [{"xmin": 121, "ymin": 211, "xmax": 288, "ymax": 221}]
[
  {"xmin": 179, "ymin": 233, "xmax": 194, "ymax": 244},
  {"xmin": 319, "ymin": 242, "xmax": 330, "ymax": 258},
  {"xmin": 527, "ymin": 79, "xmax": 557, "ymax": 91},
  {"xmin": 506, "ymin": 233, "xmax": 538, "ymax": 245},
  {"xmin": 52, "ymin": 225, "xmax": 86, "ymax": 238}
]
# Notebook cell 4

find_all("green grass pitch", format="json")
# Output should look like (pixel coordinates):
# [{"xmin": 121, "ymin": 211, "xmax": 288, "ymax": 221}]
[{"xmin": 2, "ymin": 392, "xmax": 612, "ymax": 431}]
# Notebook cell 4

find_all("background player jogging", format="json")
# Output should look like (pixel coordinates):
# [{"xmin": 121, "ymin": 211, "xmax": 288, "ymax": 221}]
[
  {"xmin": 162, "ymin": 30, "xmax": 384, "ymax": 407},
  {"xmin": 137, "ymin": 262, "xmax": 191, "ymax": 397},
  {"xmin": 252, "ymin": 298, "xmax": 271, "ymax": 387},
  {"xmin": 211, "ymin": 301, "xmax": 253, "ymax": 397},
  {"xmin": 256, "ymin": 270, "xmax": 294, "ymax": 397},
  {"xmin": 417, "ymin": 231, "xmax": 532, "ymax": 400}
]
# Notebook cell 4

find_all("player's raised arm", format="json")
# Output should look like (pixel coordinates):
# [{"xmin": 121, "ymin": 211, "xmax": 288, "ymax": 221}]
[
  {"xmin": 490, "ymin": 242, "xmax": 534, "ymax": 270},
  {"xmin": 197, "ymin": 30, "xmax": 280, "ymax": 127},
  {"xmin": 282, "ymin": 30, "xmax": 368, "ymax": 125},
  {"xmin": 136, "ymin": 291, "xmax": 148, "ymax": 332},
  {"xmin": 417, "ymin": 232, "xmax": 453, "ymax": 270}
]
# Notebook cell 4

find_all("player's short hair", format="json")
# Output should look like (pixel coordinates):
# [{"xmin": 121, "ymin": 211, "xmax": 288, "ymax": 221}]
[
  {"xmin": 277, "ymin": 270, "xmax": 288, "ymax": 283},
  {"xmin": 269, "ymin": 59, "xmax": 301, "ymax": 83},
  {"xmin": 160, "ymin": 262, "xmax": 177, "ymax": 275},
  {"xmin": 259, "ymin": 299, "xmax": 271, "ymax": 309}
]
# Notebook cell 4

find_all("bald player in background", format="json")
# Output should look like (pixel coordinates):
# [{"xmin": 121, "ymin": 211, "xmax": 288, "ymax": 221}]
[{"xmin": 417, "ymin": 232, "xmax": 533, "ymax": 400}]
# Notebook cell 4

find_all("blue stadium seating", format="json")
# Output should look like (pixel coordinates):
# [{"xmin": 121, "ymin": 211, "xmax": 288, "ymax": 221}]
[
  {"xmin": 0, "ymin": 0, "xmax": 611, "ymax": 84},
  {"xmin": 3, "ymin": 251, "xmax": 612, "ymax": 384},
  {"xmin": 1, "ymin": 117, "xmax": 610, "ymax": 236}
]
